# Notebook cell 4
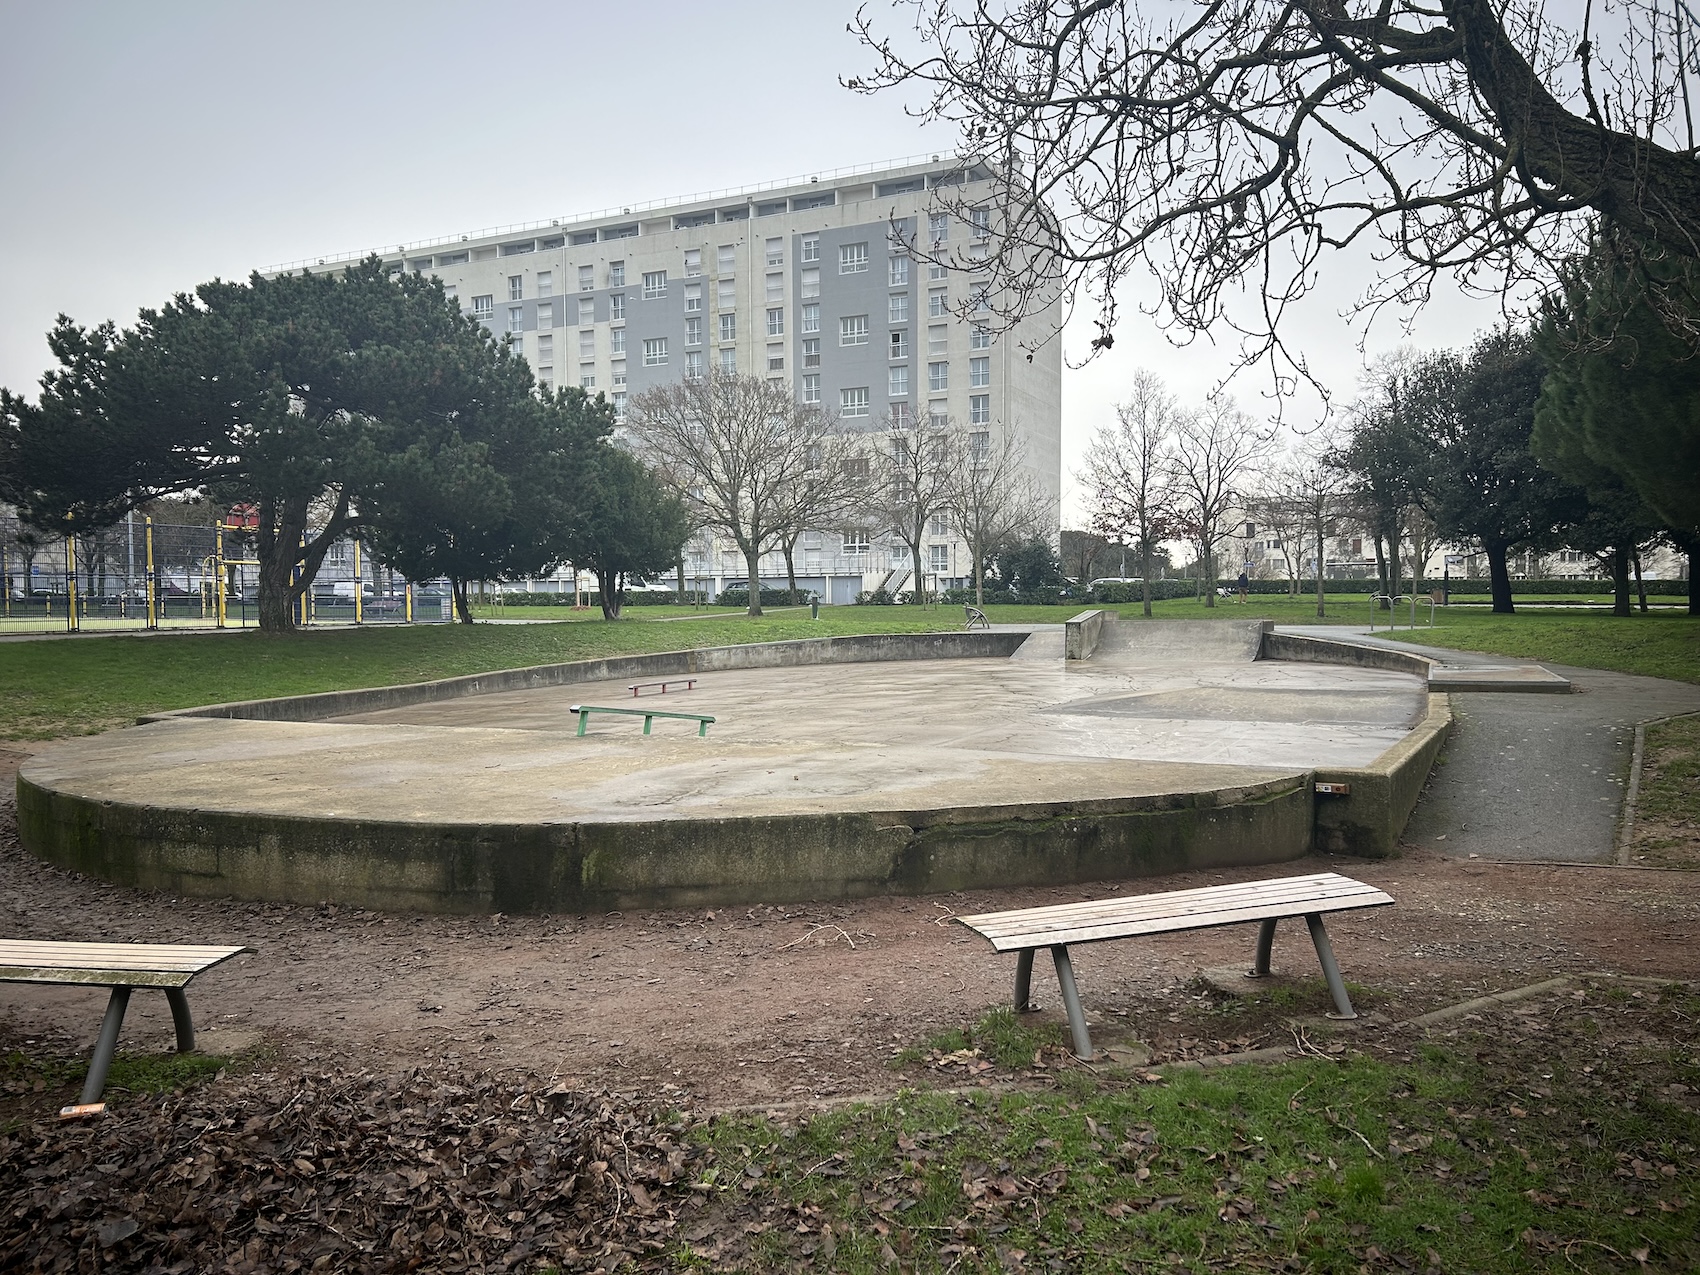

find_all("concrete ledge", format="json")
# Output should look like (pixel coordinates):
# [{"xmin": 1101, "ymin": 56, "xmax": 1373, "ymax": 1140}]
[
  {"xmin": 15, "ymin": 771, "xmax": 1313, "ymax": 914},
  {"xmin": 1260, "ymin": 631, "xmax": 1435, "ymax": 679},
  {"xmin": 137, "ymin": 630, "xmax": 1031, "ymax": 725},
  {"xmin": 1064, "ymin": 610, "xmax": 1109, "ymax": 661},
  {"xmin": 1428, "ymin": 666, "xmax": 1571, "ymax": 693},
  {"xmin": 1312, "ymin": 693, "xmax": 1453, "ymax": 858}
]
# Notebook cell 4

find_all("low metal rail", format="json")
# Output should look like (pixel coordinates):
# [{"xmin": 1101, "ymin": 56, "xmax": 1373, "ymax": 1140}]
[{"xmin": 568, "ymin": 704, "xmax": 715, "ymax": 737}]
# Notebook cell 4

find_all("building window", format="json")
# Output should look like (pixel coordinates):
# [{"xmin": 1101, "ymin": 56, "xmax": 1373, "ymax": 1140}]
[
  {"xmin": 536, "ymin": 334, "xmax": 552, "ymax": 362},
  {"xmin": 889, "ymin": 365, "xmax": 910, "ymax": 397},
  {"xmin": 643, "ymin": 337, "xmax": 668, "ymax": 366},
  {"xmin": 579, "ymin": 329, "xmax": 595, "ymax": 357},
  {"xmin": 610, "ymin": 294, "xmax": 626, "ymax": 321},
  {"xmin": 685, "ymin": 349, "xmax": 705, "ymax": 381},
  {"xmin": 890, "ymin": 330, "xmax": 909, "ymax": 359},
  {"xmin": 578, "ymin": 264, "xmax": 594, "ymax": 292},
  {"xmin": 929, "ymin": 289, "xmax": 949, "ymax": 318},
  {"xmin": 839, "ymin": 242, "xmax": 869, "ymax": 274},
  {"xmin": 929, "ymin": 513, "xmax": 950, "ymax": 536},
  {"xmin": 929, "ymin": 544, "xmax": 950, "ymax": 572},
  {"xmin": 472, "ymin": 295, "xmax": 494, "ymax": 320},
  {"xmin": 766, "ymin": 307, "xmax": 784, "ymax": 337},
  {"xmin": 840, "ymin": 314, "xmax": 870, "ymax": 346},
  {"xmin": 509, "ymin": 306, "xmax": 525, "ymax": 334},
  {"xmin": 970, "ymin": 395, "xmax": 990, "ymax": 425},
  {"xmin": 802, "ymin": 373, "xmax": 821, "ymax": 403},
  {"xmin": 841, "ymin": 386, "xmax": 869, "ymax": 417},
  {"xmin": 536, "ymin": 302, "xmax": 553, "ymax": 328},
  {"xmin": 767, "ymin": 352, "xmax": 785, "ymax": 372},
  {"xmin": 765, "ymin": 237, "xmax": 783, "ymax": 266},
  {"xmin": 719, "ymin": 312, "xmax": 737, "ymax": 342},
  {"xmin": 889, "ymin": 256, "xmax": 910, "ymax": 286},
  {"xmin": 801, "ymin": 234, "xmax": 820, "ymax": 263},
  {"xmin": 538, "ymin": 368, "xmax": 553, "ymax": 391},
  {"xmin": 685, "ymin": 283, "xmax": 702, "ymax": 312},
  {"xmin": 970, "ymin": 356, "xmax": 990, "ymax": 388},
  {"xmin": 929, "ymin": 212, "xmax": 949, "ymax": 243},
  {"xmin": 578, "ymin": 298, "xmax": 595, "ymax": 325},
  {"xmin": 929, "ymin": 405, "xmax": 949, "ymax": 429},
  {"xmin": 971, "ymin": 283, "xmax": 990, "ymax": 313},
  {"xmin": 537, "ymin": 271, "xmax": 553, "ymax": 297},
  {"xmin": 610, "ymin": 328, "xmax": 626, "ymax": 355},
  {"xmin": 803, "ymin": 337, "xmax": 821, "ymax": 367},
  {"xmin": 686, "ymin": 316, "xmax": 703, "ymax": 345},
  {"xmin": 684, "ymin": 248, "xmax": 702, "ymax": 277},
  {"xmin": 718, "ymin": 347, "xmax": 738, "ymax": 375},
  {"xmin": 508, "ymin": 275, "xmax": 524, "ymax": 301},
  {"xmin": 890, "ymin": 401, "xmax": 913, "ymax": 427},
  {"xmin": 843, "ymin": 529, "xmax": 870, "ymax": 555},
  {"xmin": 971, "ymin": 324, "xmax": 991, "ymax": 350},
  {"xmin": 970, "ymin": 207, "xmax": 990, "ymax": 238},
  {"xmin": 802, "ymin": 303, "xmax": 820, "ymax": 333},
  {"xmin": 801, "ymin": 268, "xmax": 821, "ymax": 298},
  {"xmin": 580, "ymin": 365, "xmax": 596, "ymax": 389},
  {"xmin": 929, "ymin": 261, "xmax": 948, "ymax": 281},
  {"xmin": 928, "ymin": 325, "xmax": 949, "ymax": 356},
  {"xmin": 969, "ymin": 428, "xmax": 989, "ymax": 458},
  {"xmin": 717, "ymin": 243, "xmax": 737, "ymax": 271},
  {"xmin": 608, "ymin": 261, "xmax": 625, "ymax": 288},
  {"xmin": 929, "ymin": 361, "xmax": 949, "ymax": 392},
  {"xmin": 613, "ymin": 391, "xmax": 626, "ymax": 421},
  {"xmin": 766, "ymin": 272, "xmax": 784, "ymax": 301},
  {"xmin": 443, "ymin": 284, "xmax": 457, "ymax": 300},
  {"xmin": 643, "ymin": 270, "xmax": 667, "ymax": 298},
  {"xmin": 889, "ymin": 293, "xmax": 910, "ymax": 324},
  {"xmin": 612, "ymin": 361, "xmax": 627, "ymax": 387},
  {"xmin": 717, "ymin": 279, "xmax": 736, "ymax": 309}
]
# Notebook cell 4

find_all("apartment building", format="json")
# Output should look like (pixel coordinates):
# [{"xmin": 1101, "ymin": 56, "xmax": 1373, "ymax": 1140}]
[{"xmin": 272, "ymin": 158, "xmax": 1062, "ymax": 602}]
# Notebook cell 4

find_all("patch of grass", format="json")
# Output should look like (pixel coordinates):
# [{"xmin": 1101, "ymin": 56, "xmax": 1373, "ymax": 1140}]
[
  {"xmin": 1630, "ymin": 712, "xmax": 1700, "ymax": 868},
  {"xmin": 1416, "ymin": 610, "xmax": 1700, "ymax": 684},
  {"xmin": 2, "ymin": 1046, "xmax": 231, "ymax": 1103},
  {"xmin": 692, "ymin": 1017, "xmax": 1700, "ymax": 1273},
  {"xmin": 0, "ymin": 610, "xmax": 960, "ymax": 740}
]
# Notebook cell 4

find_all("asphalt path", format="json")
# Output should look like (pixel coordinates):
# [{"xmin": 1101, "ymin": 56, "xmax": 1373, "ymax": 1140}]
[{"xmin": 1277, "ymin": 626, "xmax": 1700, "ymax": 863}]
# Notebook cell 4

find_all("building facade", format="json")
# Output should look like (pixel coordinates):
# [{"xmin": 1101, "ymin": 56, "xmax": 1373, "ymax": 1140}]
[{"xmin": 274, "ymin": 158, "xmax": 1063, "ymax": 602}]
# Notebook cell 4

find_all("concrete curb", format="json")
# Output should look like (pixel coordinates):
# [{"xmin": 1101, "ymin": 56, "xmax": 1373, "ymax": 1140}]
[{"xmin": 1064, "ymin": 610, "xmax": 1108, "ymax": 661}]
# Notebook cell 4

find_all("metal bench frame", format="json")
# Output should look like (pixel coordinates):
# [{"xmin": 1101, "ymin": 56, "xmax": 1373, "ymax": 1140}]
[
  {"xmin": 628, "ymin": 678, "xmax": 697, "ymax": 698},
  {"xmin": 0, "ymin": 940, "xmax": 254, "ymax": 1109},
  {"xmin": 569, "ymin": 703, "xmax": 715, "ymax": 737},
  {"xmin": 957, "ymin": 873, "xmax": 1394, "ymax": 1060},
  {"xmin": 963, "ymin": 604, "xmax": 990, "ymax": 630}
]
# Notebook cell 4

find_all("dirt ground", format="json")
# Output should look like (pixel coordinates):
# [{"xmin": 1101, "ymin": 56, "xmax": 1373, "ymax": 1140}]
[{"xmin": 4, "ymin": 737, "xmax": 1698, "ymax": 1111}]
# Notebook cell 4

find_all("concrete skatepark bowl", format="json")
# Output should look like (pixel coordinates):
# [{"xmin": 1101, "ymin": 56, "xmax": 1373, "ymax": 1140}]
[{"xmin": 16, "ymin": 621, "xmax": 1449, "ymax": 913}]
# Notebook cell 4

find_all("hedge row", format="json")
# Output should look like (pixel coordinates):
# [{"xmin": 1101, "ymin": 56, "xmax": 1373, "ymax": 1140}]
[{"xmin": 486, "ymin": 590, "xmax": 710, "ymax": 607}]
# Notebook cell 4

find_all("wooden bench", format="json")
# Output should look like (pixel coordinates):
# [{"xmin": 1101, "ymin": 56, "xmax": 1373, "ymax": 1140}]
[
  {"xmin": 0, "ymin": 939, "xmax": 254, "ymax": 1113},
  {"xmin": 956, "ymin": 873, "xmax": 1393, "ymax": 1060},
  {"xmin": 628, "ymin": 678, "xmax": 697, "ymax": 698},
  {"xmin": 569, "ymin": 704, "xmax": 715, "ymax": 737},
  {"xmin": 963, "ymin": 604, "xmax": 990, "ymax": 630}
]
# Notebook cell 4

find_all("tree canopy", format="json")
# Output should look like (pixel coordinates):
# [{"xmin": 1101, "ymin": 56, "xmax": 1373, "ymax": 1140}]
[
  {"xmin": 561, "ymin": 447, "xmax": 691, "ymax": 621},
  {"xmin": 854, "ymin": 1, "xmax": 1700, "ymax": 379}
]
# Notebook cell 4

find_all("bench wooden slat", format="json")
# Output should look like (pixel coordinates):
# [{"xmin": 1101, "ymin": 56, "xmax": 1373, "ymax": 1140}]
[
  {"xmin": 0, "ymin": 941, "xmax": 253, "ymax": 987},
  {"xmin": 957, "ymin": 873, "xmax": 1392, "ymax": 952}
]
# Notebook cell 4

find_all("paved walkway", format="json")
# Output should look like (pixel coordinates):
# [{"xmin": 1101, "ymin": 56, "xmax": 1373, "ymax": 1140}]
[{"xmin": 1279, "ymin": 626, "xmax": 1700, "ymax": 863}]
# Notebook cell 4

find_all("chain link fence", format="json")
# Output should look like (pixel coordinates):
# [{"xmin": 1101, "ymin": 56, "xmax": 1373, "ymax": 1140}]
[{"xmin": 0, "ymin": 516, "xmax": 454, "ymax": 632}]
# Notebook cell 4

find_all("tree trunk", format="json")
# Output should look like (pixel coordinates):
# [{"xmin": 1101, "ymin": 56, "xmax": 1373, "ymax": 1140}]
[
  {"xmin": 1371, "ymin": 534, "xmax": 1390, "ymax": 602},
  {"xmin": 1485, "ymin": 541, "xmax": 1515, "ymax": 613},
  {"xmin": 1141, "ymin": 542, "xmax": 1153, "ymax": 617},
  {"xmin": 1609, "ymin": 546, "xmax": 1632, "ymax": 617},
  {"xmin": 597, "ymin": 567, "xmax": 623, "ymax": 620},
  {"xmin": 450, "ymin": 575, "xmax": 474, "ymax": 623},
  {"xmin": 744, "ymin": 545, "xmax": 763, "ymax": 616},
  {"xmin": 911, "ymin": 542, "xmax": 927, "ymax": 607},
  {"xmin": 975, "ymin": 544, "xmax": 985, "ymax": 607},
  {"xmin": 1202, "ymin": 540, "xmax": 1216, "ymax": 608},
  {"xmin": 1314, "ymin": 519, "xmax": 1327, "ymax": 618},
  {"xmin": 1632, "ymin": 547, "xmax": 1648, "ymax": 614},
  {"xmin": 675, "ymin": 554, "xmax": 687, "ymax": 606},
  {"xmin": 783, "ymin": 538, "xmax": 799, "ymax": 604}
]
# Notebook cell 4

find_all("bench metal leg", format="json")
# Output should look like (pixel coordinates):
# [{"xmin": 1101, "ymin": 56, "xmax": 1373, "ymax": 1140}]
[
  {"xmin": 1246, "ymin": 918, "xmax": 1277, "ymax": 978},
  {"xmin": 576, "ymin": 711, "xmax": 589, "ymax": 737},
  {"xmin": 165, "ymin": 987, "xmax": 195, "ymax": 1053},
  {"xmin": 1049, "ymin": 944, "xmax": 1094, "ymax": 1061},
  {"xmin": 1305, "ymin": 913, "xmax": 1358, "ymax": 1019},
  {"xmin": 1013, "ymin": 949, "xmax": 1037, "ymax": 1012},
  {"xmin": 642, "ymin": 714, "xmax": 654, "ymax": 735},
  {"xmin": 81, "ymin": 986, "xmax": 131, "ymax": 1105}
]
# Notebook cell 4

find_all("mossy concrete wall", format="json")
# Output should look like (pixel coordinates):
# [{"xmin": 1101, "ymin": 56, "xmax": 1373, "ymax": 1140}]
[
  {"xmin": 1064, "ymin": 610, "xmax": 1108, "ymax": 661},
  {"xmin": 1311, "ymin": 693, "xmax": 1452, "ymax": 858},
  {"xmin": 16, "ymin": 772, "xmax": 1312, "ymax": 914}
]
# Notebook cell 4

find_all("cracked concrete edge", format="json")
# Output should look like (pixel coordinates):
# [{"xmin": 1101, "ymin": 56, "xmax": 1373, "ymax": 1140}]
[{"xmin": 1396, "ymin": 976, "xmax": 1575, "ymax": 1029}]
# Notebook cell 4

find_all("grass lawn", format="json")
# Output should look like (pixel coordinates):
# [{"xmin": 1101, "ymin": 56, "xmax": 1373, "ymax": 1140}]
[
  {"xmin": 683, "ymin": 985, "xmax": 1700, "ymax": 1272},
  {"xmin": 1632, "ymin": 712, "xmax": 1700, "ymax": 868}
]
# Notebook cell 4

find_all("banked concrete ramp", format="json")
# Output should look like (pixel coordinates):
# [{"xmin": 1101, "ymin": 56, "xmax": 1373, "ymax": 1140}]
[{"xmin": 1092, "ymin": 616, "xmax": 1271, "ymax": 664}]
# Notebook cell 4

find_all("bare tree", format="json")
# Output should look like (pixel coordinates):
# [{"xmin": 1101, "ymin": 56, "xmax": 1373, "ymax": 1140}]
[
  {"xmin": 1246, "ymin": 460, "xmax": 1314, "ymax": 598},
  {"xmin": 864, "ymin": 414, "xmax": 958, "ymax": 605},
  {"xmin": 1081, "ymin": 369, "xmax": 1182, "ymax": 616},
  {"xmin": 1171, "ymin": 397, "xmax": 1271, "ymax": 608},
  {"xmin": 626, "ymin": 371, "xmax": 844, "ymax": 617},
  {"xmin": 1288, "ymin": 441, "xmax": 1357, "ymax": 618},
  {"xmin": 768, "ymin": 428, "xmax": 869, "ymax": 602},
  {"xmin": 852, "ymin": 1, "xmax": 1700, "ymax": 382},
  {"xmin": 946, "ymin": 423, "xmax": 1053, "ymax": 607}
]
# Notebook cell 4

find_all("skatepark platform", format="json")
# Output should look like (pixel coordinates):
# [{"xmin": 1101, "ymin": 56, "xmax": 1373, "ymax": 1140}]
[{"xmin": 17, "ymin": 621, "xmax": 1449, "ymax": 913}]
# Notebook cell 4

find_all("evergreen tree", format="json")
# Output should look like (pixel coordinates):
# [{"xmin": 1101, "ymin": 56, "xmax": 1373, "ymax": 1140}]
[{"xmin": 562, "ymin": 448, "xmax": 691, "ymax": 620}]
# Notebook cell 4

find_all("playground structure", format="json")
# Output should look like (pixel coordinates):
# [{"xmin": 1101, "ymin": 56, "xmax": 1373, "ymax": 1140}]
[{"xmin": 17, "ymin": 621, "xmax": 1451, "ymax": 914}]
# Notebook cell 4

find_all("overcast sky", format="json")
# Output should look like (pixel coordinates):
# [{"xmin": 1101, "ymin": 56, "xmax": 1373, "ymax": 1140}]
[{"xmin": 1, "ymin": 1, "xmax": 1507, "ymax": 521}]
